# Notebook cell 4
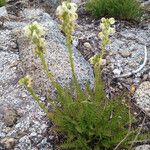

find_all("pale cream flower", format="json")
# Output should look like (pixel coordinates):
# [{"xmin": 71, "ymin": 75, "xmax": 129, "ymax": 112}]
[
  {"xmin": 109, "ymin": 27, "xmax": 115, "ymax": 33},
  {"xmin": 98, "ymin": 32, "xmax": 104, "ymax": 39},
  {"xmin": 109, "ymin": 18, "xmax": 115, "ymax": 24},
  {"xmin": 101, "ymin": 17, "xmax": 105, "ymax": 23},
  {"xmin": 56, "ymin": 5, "xmax": 64, "ymax": 17},
  {"xmin": 100, "ymin": 23, "xmax": 105, "ymax": 30}
]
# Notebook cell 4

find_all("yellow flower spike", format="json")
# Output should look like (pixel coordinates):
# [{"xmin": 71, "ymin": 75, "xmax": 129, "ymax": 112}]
[
  {"xmin": 24, "ymin": 21, "xmax": 45, "ymax": 40},
  {"xmin": 56, "ymin": 1, "xmax": 78, "ymax": 35}
]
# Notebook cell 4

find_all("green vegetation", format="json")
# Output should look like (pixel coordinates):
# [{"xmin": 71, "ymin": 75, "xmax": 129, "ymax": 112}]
[
  {"xmin": 0, "ymin": 0, "xmax": 6, "ymax": 7},
  {"xmin": 86, "ymin": 0, "xmax": 143, "ymax": 21},
  {"xmin": 20, "ymin": 1, "xmax": 149, "ymax": 150}
]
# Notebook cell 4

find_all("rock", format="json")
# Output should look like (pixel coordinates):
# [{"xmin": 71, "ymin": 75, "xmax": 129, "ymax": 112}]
[
  {"xmin": 0, "ymin": 6, "xmax": 8, "ymax": 26},
  {"xmin": 35, "ymin": 0, "xmax": 61, "ymax": 17},
  {"xmin": 40, "ymin": 0, "xmax": 61, "ymax": 7},
  {"xmin": 3, "ymin": 108, "xmax": 18, "ymax": 127},
  {"xmin": 143, "ymin": 1, "xmax": 150, "ymax": 12},
  {"xmin": 119, "ymin": 50, "xmax": 132, "ymax": 58},
  {"xmin": 134, "ymin": 81, "xmax": 150, "ymax": 116},
  {"xmin": 0, "ymin": 137, "xmax": 16, "ymax": 150},
  {"xmin": 17, "ymin": 8, "xmax": 94, "ymax": 96},
  {"xmin": 84, "ymin": 42, "xmax": 92, "ymax": 49},
  {"xmin": 17, "ymin": 135, "xmax": 31, "ymax": 150},
  {"xmin": 113, "ymin": 69, "xmax": 122, "ymax": 75},
  {"xmin": 37, "ymin": 138, "xmax": 53, "ymax": 150},
  {"xmin": 135, "ymin": 144, "xmax": 150, "ymax": 150},
  {"xmin": 0, "ymin": 6, "xmax": 7, "ymax": 17}
]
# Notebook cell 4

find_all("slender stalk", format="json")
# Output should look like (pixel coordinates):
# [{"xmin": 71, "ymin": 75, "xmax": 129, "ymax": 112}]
[
  {"xmin": 27, "ymin": 86, "xmax": 49, "ymax": 114},
  {"xmin": 129, "ymin": 116, "xmax": 146, "ymax": 150},
  {"xmin": 66, "ymin": 34, "xmax": 83, "ymax": 100},
  {"xmin": 38, "ymin": 51, "xmax": 65, "ymax": 99},
  {"xmin": 66, "ymin": 34, "xmax": 77, "ymax": 87}
]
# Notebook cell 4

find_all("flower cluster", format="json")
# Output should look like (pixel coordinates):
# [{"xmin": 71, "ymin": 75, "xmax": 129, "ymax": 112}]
[
  {"xmin": 99, "ymin": 17, "xmax": 115, "ymax": 42},
  {"xmin": 24, "ymin": 21, "xmax": 45, "ymax": 53},
  {"xmin": 90, "ymin": 18, "xmax": 115, "ymax": 65},
  {"xmin": 56, "ymin": 1, "xmax": 78, "ymax": 35}
]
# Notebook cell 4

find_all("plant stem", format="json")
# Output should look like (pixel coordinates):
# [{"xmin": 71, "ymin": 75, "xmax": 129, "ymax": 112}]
[
  {"xmin": 66, "ymin": 35, "xmax": 77, "ymax": 87},
  {"xmin": 27, "ymin": 86, "xmax": 49, "ymax": 114}
]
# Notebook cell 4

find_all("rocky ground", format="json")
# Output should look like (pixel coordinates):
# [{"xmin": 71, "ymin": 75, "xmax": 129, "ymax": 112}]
[{"xmin": 0, "ymin": 0, "xmax": 150, "ymax": 150}]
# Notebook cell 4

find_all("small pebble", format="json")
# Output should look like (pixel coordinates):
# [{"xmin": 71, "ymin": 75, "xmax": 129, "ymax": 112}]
[
  {"xmin": 0, "ymin": 137, "xmax": 16, "ymax": 150},
  {"xmin": 83, "ymin": 42, "xmax": 92, "ymax": 49}
]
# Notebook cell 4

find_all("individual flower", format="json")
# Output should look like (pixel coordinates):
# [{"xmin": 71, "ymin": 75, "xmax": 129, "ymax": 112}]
[
  {"xmin": 109, "ymin": 27, "xmax": 115, "ymax": 34},
  {"xmin": 109, "ymin": 18, "xmax": 115, "ymax": 24},
  {"xmin": 101, "ymin": 17, "xmax": 105, "ymax": 23},
  {"xmin": 99, "ymin": 23, "xmax": 105, "ymax": 30},
  {"xmin": 98, "ymin": 32, "xmax": 104, "ymax": 39}
]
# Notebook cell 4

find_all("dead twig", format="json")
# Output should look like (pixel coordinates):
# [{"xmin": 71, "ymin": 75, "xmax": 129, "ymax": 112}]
[
  {"xmin": 129, "ymin": 116, "xmax": 146, "ymax": 150},
  {"xmin": 114, "ymin": 105, "xmax": 132, "ymax": 150}
]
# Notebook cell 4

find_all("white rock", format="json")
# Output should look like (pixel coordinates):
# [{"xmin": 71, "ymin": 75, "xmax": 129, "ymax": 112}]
[
  {"xmin": 135, "ymin": 144, "xmax": 150, "ymax": 150},
  {"xmin": 113, "ymin": 69, "xmax": 122, "ymax": 75},
  {"xmin": 119, "ymin": 50, "xmax": 132, "ymax": 58},
  {"xmin": 84, "ymin": 42, "xmax": 92, "ymax": 49},
  {"xmin": 134, "ymin": 81, "xmax": 150, "ymax": 116},
  {"xmin": 0, "ymin": 6, "xmax": 7, "ymax": 18}
]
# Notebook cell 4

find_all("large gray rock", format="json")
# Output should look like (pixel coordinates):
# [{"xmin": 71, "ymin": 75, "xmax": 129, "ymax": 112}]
[{"xmin": 17, "ymin": 8, "xmax": 94, "ymax": 96}]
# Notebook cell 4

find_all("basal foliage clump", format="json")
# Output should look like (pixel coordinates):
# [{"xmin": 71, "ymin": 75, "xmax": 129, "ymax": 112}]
[
  {"xmin": 20, "ymin": 1, "xmax": 148, "ymax": 150},
  {"xmin": 0, "ymin": 0, "xmax": 6, "ymax": 7},
  {"xmin": 86, "ymin": 0, "xmax": 143, "ymax": 21}
]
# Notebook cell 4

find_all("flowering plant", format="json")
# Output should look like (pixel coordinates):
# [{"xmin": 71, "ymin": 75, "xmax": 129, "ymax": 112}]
[{"xmin": 19, "ymin": 1, "xmax": 146, "ymax": 150}]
